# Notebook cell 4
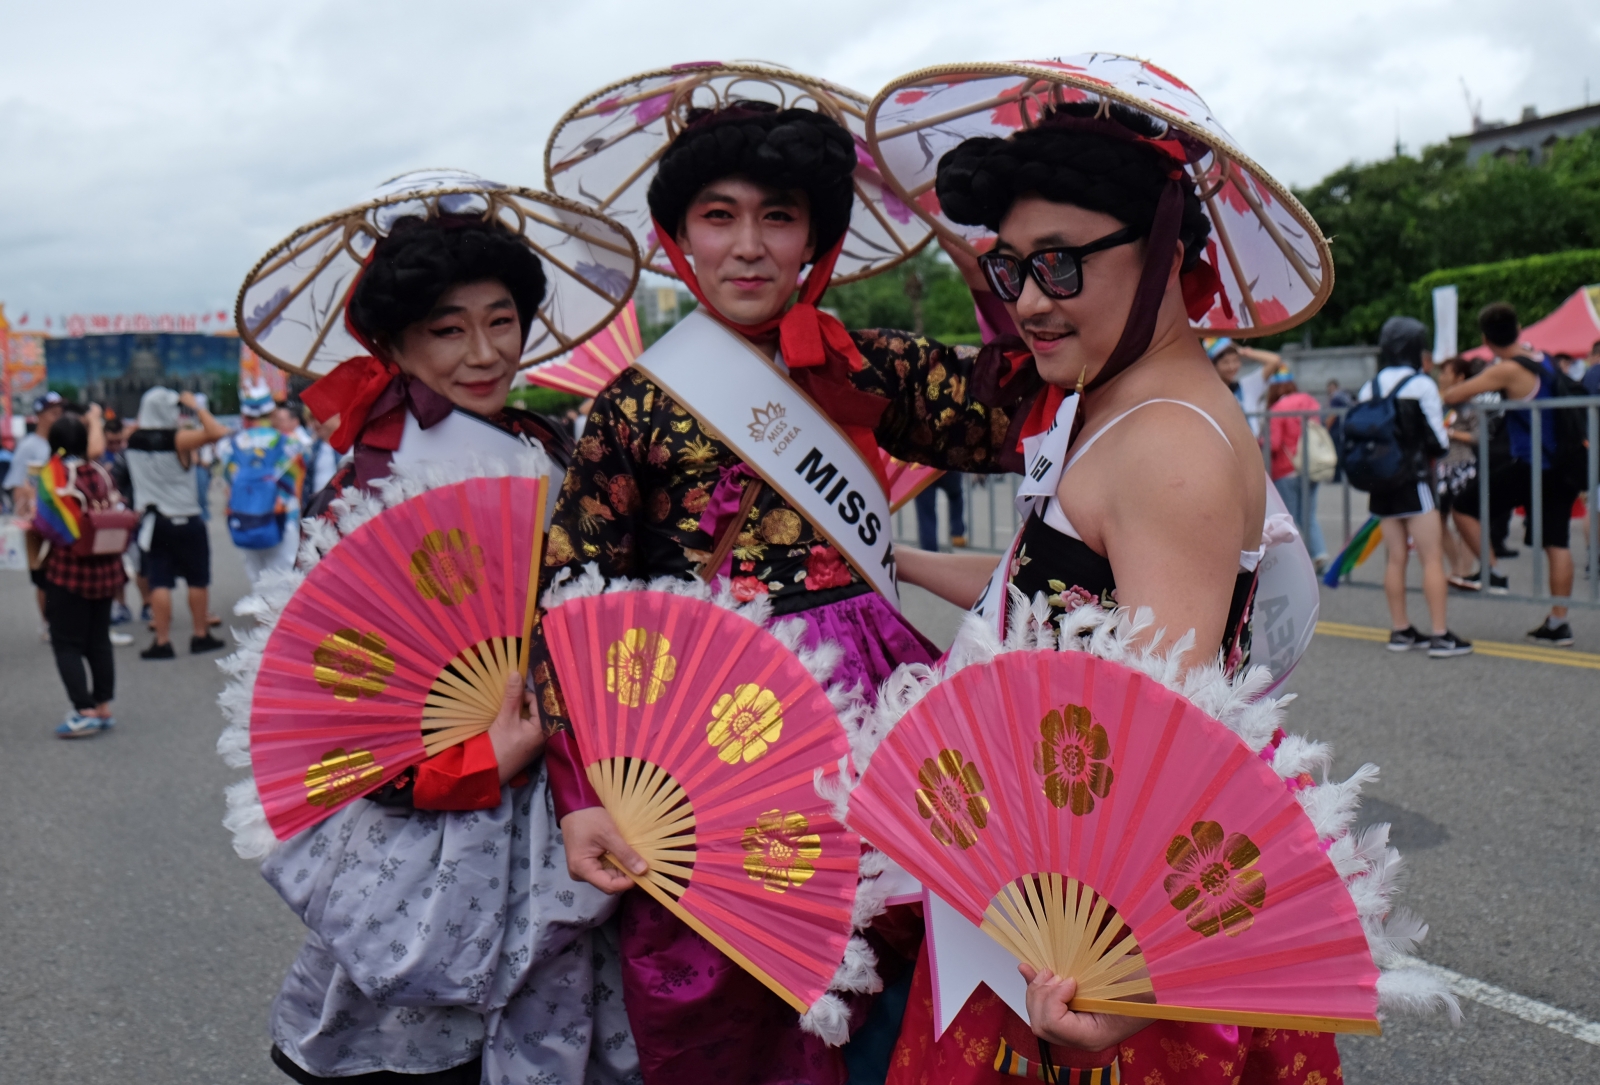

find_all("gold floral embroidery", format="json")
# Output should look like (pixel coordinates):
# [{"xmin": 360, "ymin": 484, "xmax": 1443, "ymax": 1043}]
[
  {"xmin": 1160, "ymin": 1038, "xmax": 1209, "ymax": 1071},
  {"xmin": 606, "ymin": 628, "xmax": 676, "ymax": 707},
  {"xmin": 915, "ymin": 749, "xmax": 990, "ymax": 848},
  {"xmin": 544, "ymin": 524, "xmax": 575, "ymax": 566},
  {"xmin": 740, "ymin": 810, "xmax": 821, "ymax": 892},
  {"xmin": 1164, "ymin": 820, "xmax": 1267, "ymax": 937},
  {"xmin": 679, "ymin": 435, "xmax": 717, "ymax": 465},
  {"xmin": 304, "ymin": 747, "xmax": 383, "ymax": 807},
  {"xmin": 409, "ymin": 528, "xmax": 484, "ymax": 605},
  {"xmin": 1035, "ymin": 703, "xmax": 1114, "ymax": 815},
  {"xmin": 760, "ymin": 508, "xmax": 801, "ymax": 545},
  {"xmin": 706, "ymin": 683, "xmax": 783, "ymax": 763},
  {"xmin": 312, "ymin": 629, "xmax": 395, "ymax": 701}
]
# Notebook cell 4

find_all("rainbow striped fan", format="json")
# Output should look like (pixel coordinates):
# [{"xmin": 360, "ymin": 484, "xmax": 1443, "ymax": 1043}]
[
  {"xmin": 848, "ymin": 649, "xmax": 1382, "ymax": 1033},
  {"xmin": 250, "ymin": 475, "xmax": 545, "ymax": 840},
  {"xmin": 542, "ymin": 588, "xmax": 858, "ymax": 1011}
]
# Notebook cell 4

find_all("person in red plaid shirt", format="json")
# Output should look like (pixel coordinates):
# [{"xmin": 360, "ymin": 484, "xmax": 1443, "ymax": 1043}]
[{"xmin": 41, "ymin": 411, "xmax": 129, "ymax": 739}]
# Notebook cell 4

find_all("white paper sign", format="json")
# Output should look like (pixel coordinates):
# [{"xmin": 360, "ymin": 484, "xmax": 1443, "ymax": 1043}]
[
  {"xmin": 1432, "ymin": 284, "xmax": 1459, "ymax": 361},
  {"xmin": 926, "ymin": 888, "xmax": 1028, "ymax": 1039}
]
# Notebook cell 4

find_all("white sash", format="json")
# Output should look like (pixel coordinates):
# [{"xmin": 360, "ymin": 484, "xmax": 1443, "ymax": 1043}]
[
  {"xmin": 971, "ymin": 392, "xmax": 1080, "ymax": 634},
  {"xmin": 631, "ymin": 308, "xmax": 900, "ymax": 609}
]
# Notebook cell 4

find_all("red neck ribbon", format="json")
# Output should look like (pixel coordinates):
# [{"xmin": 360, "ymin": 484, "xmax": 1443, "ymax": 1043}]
[{"xmin": 655, "ymin": 221, "xmax": 891, "ymax": 493}]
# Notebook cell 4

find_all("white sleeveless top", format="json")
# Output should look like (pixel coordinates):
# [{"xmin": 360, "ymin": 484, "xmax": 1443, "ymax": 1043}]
[{"xmin": 1040, "ymin": 398, "xmax": 1268, "ymax": 572}]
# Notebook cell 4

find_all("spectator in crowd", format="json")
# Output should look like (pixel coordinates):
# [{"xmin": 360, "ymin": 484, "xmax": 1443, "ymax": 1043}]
[
  {"xmin": 0, "ymin": 434, "xmax": 13, "ymax": 512},
  {"xmin": 6, "ymin": 391, "xmax": 68, "ymax": 639},
  {"xmin": 1360, "ymin": 316, "xmax": 1470, "ymax": 657},
  {"xmin": 914, "ymin": 471, "xmax": 967, "ymax": 551},
  {"xmin": 1582, "ymin": 339, "xmax": 1600, "ymax": 395},
  {"xmin": 1325, "ymin": 379, "xmax": 1354, "ymax": 483},
  {"xmin": 191, "ymin": 392, "xmax": 218, "ymax": 521},
  {"xmin": 1553, "ymin": 353, "xmax": 1579, "ymax": 380},
  {"xmin": 1443, "ymin": 302, "xmax": 1579, "ymax": 646},
  {"xmin": 1263, "ymin": 374, "xmax": 1329, "ymax": 570},
  {"xmin": 222, "ymin": 384, "xmax": 306, "ymax": 587},
  {"xmin": 1435, "ymin": 357, "xmax": 1488, "ymax": 584},
  {"xmin": 1208, "ymin": 338, "xmax": 1285, "ymax": 435},
  {"xmin": 38, "ymin": 410, "xmax": 128, "ymax": 737},
  {"xmin": 299, "ymin": 405, "xmax": 340, "ymax": 496},
  {"xmin": 100, "ymin": 415, "xmax": 138, "ymax": 628},
  {"xmin": 126, "ymin": 387, "xmax": 229, "ymax": 658}
]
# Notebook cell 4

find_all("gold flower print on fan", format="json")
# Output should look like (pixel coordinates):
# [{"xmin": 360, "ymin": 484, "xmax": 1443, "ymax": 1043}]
[
  {"xmin": 606, "ymin": 627, "xmax": 677, "ymax": 707},
  {"xmin": 1163, "ymin": 820, "xmax": 1267, "ymax": 937},
  {"xmin": 409, "ymin": 528, "xmax": 485, "ymax": 605},
  {"xmin": 1034, "ymin": 703, "xmax": 1114, "ymax": 815},
  {"xmin": 304, "ymin": 747, "xmax": 384, "ymax": 808},
  {"xmin": 741, "ymin": 810, "xmax": 822, "ymax": 893},
  {"xmin": 706, "ymin": 683, "xmax": 784, "ymax": 764},
  {"xmin": 915, "ymin": 749, "xmax": 990, "ymax": 849},
  {"xmin": 312, "ymin": 629, "xmax": 396, "ymax": 701}
]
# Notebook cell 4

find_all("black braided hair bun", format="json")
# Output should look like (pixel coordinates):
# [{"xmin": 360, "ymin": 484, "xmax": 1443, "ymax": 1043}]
[
  {"xmin": 348, "ymin": 214, "xmax": 547, "ymax": 349},
  {"xmin": 935, "ymin": 101, "xmax": 1211, "ymax": 270},
  {"xmin": 647, "ymin": 100, "xmax": 857, "ymax": 260}
]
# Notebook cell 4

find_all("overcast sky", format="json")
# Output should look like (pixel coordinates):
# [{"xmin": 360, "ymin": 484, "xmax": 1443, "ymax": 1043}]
[{"xmin": 1, "ymin": 0, "xmax": 1595, "ymax": 319}]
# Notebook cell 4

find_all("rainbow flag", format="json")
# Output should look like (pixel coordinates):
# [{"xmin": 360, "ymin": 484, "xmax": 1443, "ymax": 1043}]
[
  {"xmin": 1322, "ymin": 515, "xmax": 1382, "ymax": 587},
  {"xmin": 32, "ymin": 456, "xmax": 83, "ymax": 547}
]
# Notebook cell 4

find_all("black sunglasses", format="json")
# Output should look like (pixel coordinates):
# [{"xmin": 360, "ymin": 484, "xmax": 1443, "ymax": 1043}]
[{"xmin": 977, "ymin": 226, "xmax": 1142, "ymax": 302}]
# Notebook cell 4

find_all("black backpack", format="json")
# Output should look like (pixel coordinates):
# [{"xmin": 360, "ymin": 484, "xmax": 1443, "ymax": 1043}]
[
  {"xmin": 1511, "ymin": 355, "xmax": 1590, "ymax": 491},
  {"xmin": 1340, "ymin": 370, "xmax": 1428, "ymax": 493}
]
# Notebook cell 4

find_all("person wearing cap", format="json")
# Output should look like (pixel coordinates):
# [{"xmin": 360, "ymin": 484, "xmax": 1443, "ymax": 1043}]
[
  {"xmin": 220, "ymin": 384, "xmax": 306, "ymax": 587},
  {"xmin": 1207, "ymin": 338, "xmax": 1285, "ymax": 435},
  {"xmin": 871, "ymin": 64, "xmax": 1349, "ymax": 1085},
  {"xmin": 125, "ymin": 386, "xmax": 230, "ymax": 658},
  {"xmin": 533, "ymin": 96, "xmax": 1013, "ymax": 1084},
  {"xmin": 1354, "ymin": 317, "xmax": 1469, "ymax": 656},
  {"xmin": 7, "ymin": 391, "xmax": 70, "ymax": 637}
]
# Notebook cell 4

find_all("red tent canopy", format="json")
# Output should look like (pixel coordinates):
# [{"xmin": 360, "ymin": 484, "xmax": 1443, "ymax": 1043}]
[{"xmin": 1462, "ymin": 285, "xmax": 1600, "ymax": 360}]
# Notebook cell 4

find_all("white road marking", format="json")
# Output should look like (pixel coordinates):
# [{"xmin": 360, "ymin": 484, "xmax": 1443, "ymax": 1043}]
[{"xmin": 1395, "ymin": 958, "xmax": 1600, "ymax": 1047}]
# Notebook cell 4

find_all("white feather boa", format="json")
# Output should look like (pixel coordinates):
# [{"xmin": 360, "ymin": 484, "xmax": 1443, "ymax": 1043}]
[
  {"xmin": 819, "ymin": 584, "xmax": 1461, "ymax": 1026},
  {"xmin": 215, "ymin": 445, "xmax": 555, "ymax": 861}
]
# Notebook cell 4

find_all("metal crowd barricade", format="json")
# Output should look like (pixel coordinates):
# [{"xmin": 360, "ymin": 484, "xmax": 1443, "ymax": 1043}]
[{"xmin": 892, "ymin": 396, "xmax": 1600, "ymax": 610}]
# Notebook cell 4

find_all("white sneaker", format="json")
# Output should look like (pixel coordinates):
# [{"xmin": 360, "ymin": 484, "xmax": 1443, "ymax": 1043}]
[{"xmin": 110, "ymin": 631, "xmax": 134, "ymax": 647}]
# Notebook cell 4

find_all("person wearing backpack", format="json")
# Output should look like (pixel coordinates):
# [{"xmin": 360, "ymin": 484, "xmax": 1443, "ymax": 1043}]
[
  {"xmin": 224, "ymin": 384, "xmax": 307, "ymax": 587},
  {"xmin": 1443, "ymin": 302, "xmax": 1583, "ymax": 646},
  {"xmin": 1264, "ymin": 373, "xmax": 1332, "ymax": 570},
  {"xmin": 1349, "ymin": 316, "xmax": 1470, "ymax": 656},
  {"xmin": 34, "ymin": 411, "xmax": 131, "ymax": 737}
]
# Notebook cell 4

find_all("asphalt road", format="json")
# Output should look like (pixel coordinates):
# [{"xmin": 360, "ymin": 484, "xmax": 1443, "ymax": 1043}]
[{"xmin": 1, "ymin": 511, "xmax": 1596, "ymax": 1083}]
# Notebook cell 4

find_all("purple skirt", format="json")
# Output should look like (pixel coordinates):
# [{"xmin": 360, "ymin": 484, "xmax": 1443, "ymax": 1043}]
[{"xmin": 620, "ymin": 589, "xmax": 934, "ymax": 1085}]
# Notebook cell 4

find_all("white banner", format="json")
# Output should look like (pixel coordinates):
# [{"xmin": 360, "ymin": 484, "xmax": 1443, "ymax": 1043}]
[{"xmin": 633, "ymin": 308, "xmax": 900, "ymax": 608}]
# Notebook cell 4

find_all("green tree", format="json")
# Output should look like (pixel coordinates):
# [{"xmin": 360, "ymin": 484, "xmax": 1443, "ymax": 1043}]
[
  {"xmin": 1284, "ymin": 129, "xmax": 1600, "ymax": 347},
  {"xmin": 827, "ymin": 247, "xmax": 981, "ymax": 344}
]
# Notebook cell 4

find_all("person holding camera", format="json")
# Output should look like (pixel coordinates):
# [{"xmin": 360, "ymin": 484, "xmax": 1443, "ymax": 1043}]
[{"xmin": 125, "ymin": 387, "xmax": 229, "ymax": 658}]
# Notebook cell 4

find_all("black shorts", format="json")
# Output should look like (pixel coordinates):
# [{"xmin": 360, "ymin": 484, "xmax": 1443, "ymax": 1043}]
[
  {"xmin": 1369, "ymin": 480, "xmax": 1435, "ymax": 519},
  {"xmin": 30, "ymin": 565, "xmax": 48, "ymax": 591},
  {"xmin": 144, "ymin": 514, "xmax": 211, "ymax": 589},
  {"xmin": 1456, "ymin": 460, "xmax": 1581, "ymax": 549}
]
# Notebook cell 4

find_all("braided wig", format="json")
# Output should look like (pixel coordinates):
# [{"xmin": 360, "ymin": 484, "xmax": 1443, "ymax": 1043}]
[
  {"xmin": 348, "ymin": 215, "xmax": 548, "ymax": 349},
  {"xmin": 647, "ymin": 101, "xmax": 857, "ymax": 259},
  {"xmin": 935, "ymin": 102, "xmax": 1211, "ymax": 270}
]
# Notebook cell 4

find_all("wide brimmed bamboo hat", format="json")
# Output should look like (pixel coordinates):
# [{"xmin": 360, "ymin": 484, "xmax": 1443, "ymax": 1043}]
[
  {"xmin": 545, "ymin": 62, "xmax": 932, "ymax": 285},
  {"xmin": 236, "ymin": 169, "xmax": 641, "ymax": 376},
  {"xmin": 866, "ymin": 55, "xmax": 1333, "ymax": 337}
]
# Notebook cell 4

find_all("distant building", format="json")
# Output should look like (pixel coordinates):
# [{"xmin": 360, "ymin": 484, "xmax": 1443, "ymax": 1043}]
[
  {"xmin": 1459, "ymin": 102, "xmax": 1600, "ymax": 165},
  {"xmin": 638, "ymin": 284, "xmax": 685, "ymax": 326},
  {"xmin": 45, "ymin": 333, "xmax": 241, "ymax": 418}
]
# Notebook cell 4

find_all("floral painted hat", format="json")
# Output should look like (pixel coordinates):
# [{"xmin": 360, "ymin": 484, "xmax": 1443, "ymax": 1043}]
[
  {"xmin": 544, "ymin": 62, "xmax": 932, "ymax": 286},
  {"xmin": 236, "ymin": 169, "xmax": 641, "ymax": 376},
  {"xmin": 866, "ymin": 55, "xmax": 1334, "ymax": 337}
]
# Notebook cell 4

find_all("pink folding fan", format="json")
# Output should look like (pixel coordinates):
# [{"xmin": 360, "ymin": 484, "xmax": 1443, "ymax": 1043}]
[
  {"xmin": 847, "ymin": 649, "xmax": 1381, "ymax": 1033},
  {"xmin": 542, "ymin": 589, "xmax": 859, "ymax": 1012},
  {"xmin": 250, "ymin": 476, "xmax": 546, "ymax": 840}
]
